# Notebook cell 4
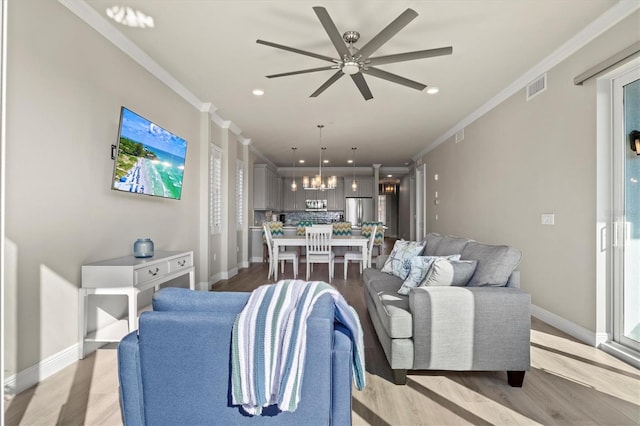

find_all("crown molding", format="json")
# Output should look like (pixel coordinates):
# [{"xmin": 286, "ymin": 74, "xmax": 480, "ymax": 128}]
[
  {"xmin": 249, "ymin": 146, "xmax": 277, "ymax": 168},
  {"xmin": 59, "ymin": 0, "xmax": 205, "ymax": 110},
  {"xmin": 413, "ymin": 0, "xmax": 640, "ymax": 161},
  {"xmin": 58, "ymin": 0, "xmax": 273, "ymax": 159}
]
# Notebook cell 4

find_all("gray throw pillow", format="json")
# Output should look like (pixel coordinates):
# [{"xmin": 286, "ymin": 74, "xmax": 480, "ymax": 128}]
[
  {"xmin": 422, "ymin": 233, "xmax": 443, "ymax": 256},
  {"xmin": 461, "ymin": 242, "xmax": 522, "ymax": 287},
  {"xmin": 433, "ymin": 235, "xmax": 470, "ymax": 256},
  {"xmin": 422, "ymin": 258, "xmax": 478, "ymax": 287}
]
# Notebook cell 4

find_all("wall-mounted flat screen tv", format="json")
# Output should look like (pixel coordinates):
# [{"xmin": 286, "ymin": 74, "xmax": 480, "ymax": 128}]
[{"xmin": 112, "ymin": 107, "xmax": 188, "ymax": 200}]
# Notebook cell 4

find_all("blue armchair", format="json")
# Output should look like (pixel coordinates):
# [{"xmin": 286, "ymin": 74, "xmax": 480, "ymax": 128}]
[{"xmin": 118, "ymin": 288, "xmax": 354, "ymax": 425}]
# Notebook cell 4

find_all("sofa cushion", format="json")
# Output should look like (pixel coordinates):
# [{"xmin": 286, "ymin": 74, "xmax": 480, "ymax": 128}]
[
  {"xmin": 380, "ymin": 240, "xmax": 426, "ymax": 280},
  {"xmin": 398, "ymin": 254, "xmax": 461, "ymax": 295},
  {"xmin": 365, "ymin": 277, "xmax": 413, "ymax": 339},
  {"xmin": 422, "ymin": 258, "xmax": 478, "ymax": 287},
  {"xmin": 461, "ymin": 241, "xmax": 522, "ymax": 287},
  {"xmin": 422, "ymin": 233, "xmax": 443, "ymax": 256},
  {"xmin": 433, "ymin": 235, "xmax": 470, "ymax": 256}
]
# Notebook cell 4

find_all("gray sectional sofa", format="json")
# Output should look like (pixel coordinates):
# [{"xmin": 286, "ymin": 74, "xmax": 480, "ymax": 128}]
[{"xmin": 363, "ymin": 233, "xmax": 531, "ymax": 386}]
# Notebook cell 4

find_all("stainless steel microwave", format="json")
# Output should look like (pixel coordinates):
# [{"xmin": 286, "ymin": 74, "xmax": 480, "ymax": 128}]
[{"xmin": 306, "ymin": 199, "xmax": 327, "ymax": 211}]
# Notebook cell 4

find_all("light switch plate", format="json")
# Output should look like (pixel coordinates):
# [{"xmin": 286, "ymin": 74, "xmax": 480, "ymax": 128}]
[{"xmin": 541, "ymin": 213, "xmax": 555, "ymax": 225}]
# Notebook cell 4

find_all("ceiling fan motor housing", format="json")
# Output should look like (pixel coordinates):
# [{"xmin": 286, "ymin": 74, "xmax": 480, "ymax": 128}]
[{"xmin": 342, "ymin": 31, "xmax": 360, "ymax": 44}]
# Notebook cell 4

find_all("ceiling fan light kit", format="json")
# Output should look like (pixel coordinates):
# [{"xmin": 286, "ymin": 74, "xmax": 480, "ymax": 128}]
[{"xmin": 257, "ymin": 7, "xmax": 452, "ymax": 100}]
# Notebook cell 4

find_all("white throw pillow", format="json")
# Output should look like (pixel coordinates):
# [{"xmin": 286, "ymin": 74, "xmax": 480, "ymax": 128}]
[
  {"xmin": 381, "ymin": 240, "xmax": 426, "ymax": 280},
  {"xmin": 398, "ymin": 254, "xmax": 461, "ymax": 295}
]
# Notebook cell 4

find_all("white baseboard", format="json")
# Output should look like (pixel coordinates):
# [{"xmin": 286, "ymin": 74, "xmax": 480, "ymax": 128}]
[
  {"xmin": 531, "ymin": 304, "xmax": 598, "ymax": 346},
  {"xmin": 224, "ymin": 267, "xmax": 238, "ymax": 279},
  {"xmin": 209, "ymin": 267, "xmax": 239, "ymax": 286},
  {"xmin": 4, "ymin": 343, "xmax": 79, "ymax": 395}
]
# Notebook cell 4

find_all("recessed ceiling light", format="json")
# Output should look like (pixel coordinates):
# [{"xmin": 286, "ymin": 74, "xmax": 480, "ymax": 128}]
[
  {"xmin": 387, "ymin": 174, "xmax": 393, "ymax": 178},
  {"xmin": 426, "ymin": 87, "xmax": 439, "ymax": 95},
  {"xmin": 347, "ymin": 159, "xmax": 353, "ymax": 164},
  {"xmin": 252, "ymin": 89, "xmax": 264, "ymax": 96},
  {"xmin": 106, "ymin": 6, "xmax": 154, "ymax": 28},
  {"xmin": 298, "ymin": 159, "xmax": 305, "ymax": 164},
  {"xmin": 323, "ymin": 160, "xmax": 329, "ymax": 164}
]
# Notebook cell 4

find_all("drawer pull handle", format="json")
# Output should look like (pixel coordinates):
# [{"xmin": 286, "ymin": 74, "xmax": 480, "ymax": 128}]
[
  {"xmin": 148, "ymin": 267, "xmax": 159, "ymax": 276},
  {"xmin": 178, "ymin": 260, "xmax": 186, "ymax": 267}
]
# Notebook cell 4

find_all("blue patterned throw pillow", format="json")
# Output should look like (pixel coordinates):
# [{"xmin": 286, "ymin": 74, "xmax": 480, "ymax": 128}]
[
  {"xmin": 397, "ymin": 254, "xmax": 461, "ymax": 295},
  {"xmin": 380, "ymin": 240, "xmax": 425, "ymax": 280}
]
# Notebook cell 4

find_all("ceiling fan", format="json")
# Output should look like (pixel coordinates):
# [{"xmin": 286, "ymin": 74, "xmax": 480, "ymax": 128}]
[{"xmin": 257, "ymin": 7, "xmax": 453, "ymax": 100}]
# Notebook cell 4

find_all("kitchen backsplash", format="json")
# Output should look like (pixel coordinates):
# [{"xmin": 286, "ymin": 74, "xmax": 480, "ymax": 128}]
[{"xmin": 254, "ymin": 210, "xmax": 344, "ymax": 226}]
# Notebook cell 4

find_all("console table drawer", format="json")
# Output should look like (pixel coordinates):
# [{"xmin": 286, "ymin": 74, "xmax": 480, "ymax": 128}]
[
  {"xmin": 169, "ymin": 254, "xmax": 193, "ymax": 273},
  {"xmin": 135, "ymin": 262, "xmax": 169, "ymax": 285}
]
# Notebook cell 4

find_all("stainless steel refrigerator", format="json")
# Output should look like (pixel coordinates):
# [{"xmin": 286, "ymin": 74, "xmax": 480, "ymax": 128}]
[{"xmin": 345, "ymin": 197, "xmax": 374, "ymax": 227}]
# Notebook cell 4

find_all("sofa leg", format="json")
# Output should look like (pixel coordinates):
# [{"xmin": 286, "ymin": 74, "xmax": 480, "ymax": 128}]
[
  {"xmin": 507, "ymin": 371, "xmax": 525, "ymax": 387},
  {"xmin": 392, "ymin": 369, "xmax": 407, "ymax": 385}
]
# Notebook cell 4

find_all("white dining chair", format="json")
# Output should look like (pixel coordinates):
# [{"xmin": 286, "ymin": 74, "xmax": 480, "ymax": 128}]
[
  {"xmin": 263, "ymin": 223, "xmax": 298, "ymax": 279},
  {"xmin": 344, "ymin": 225, "xmax": 377, "ymax": 279},
  {"xmin": 305, "ymin": 225, "xmax": 334, "ymax": 282}
]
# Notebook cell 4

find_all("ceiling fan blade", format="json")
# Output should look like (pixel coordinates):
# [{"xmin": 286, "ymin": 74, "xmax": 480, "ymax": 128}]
[
  {"xmin": 350, "ymin": 73, "xmax": 373, "ymax": 100},
  {"xmin": 312, "ymin": 6, "xmax": 351, "ymax": 59},
  {"xmin": 368, "ymin": 46, "xmax": 453, "ymax": 66},
  {"xmin": 256, "ymin": 39, "xmax": 336, "ymax": 63},
  {"xmin": 362, "ymin": 67, "xmax": 426, "ymax": 91},
  {"xmin": 310, "ymin": 71, "xmax": 344, "ymax": 97},
  {"xmin": 266, "ymin": 66, "xmax": 336, "ymax": 79},
  {"xmin": 356, "ymin": 8, "xmax": 418, "ymax": 60}
]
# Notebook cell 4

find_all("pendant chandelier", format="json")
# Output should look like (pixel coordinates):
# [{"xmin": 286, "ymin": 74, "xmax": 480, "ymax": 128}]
[{"xmin": 303, "ymin": 124, "xmax": 337, "ymax": 190}]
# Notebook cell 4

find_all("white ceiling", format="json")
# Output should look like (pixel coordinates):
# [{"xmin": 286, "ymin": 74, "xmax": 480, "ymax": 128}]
[{"xmin": 78, "ymin": 0, "xmax": 619, "ymax": 170}]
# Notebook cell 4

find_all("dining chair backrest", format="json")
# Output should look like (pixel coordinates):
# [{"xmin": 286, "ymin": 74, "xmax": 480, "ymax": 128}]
[
  {"xmin": 361, "ymin": 221, "xmax": 384, "ymax": 247},
  {"xmin": 305, "ymin": 226, "xmax": 333, "ymax": 255},
  {"xmin": 366, "ymin": 225, "xmax": 378, "ymax": 265},
  {"xmin": 262, "ymin": 221, "xmax": 283, "ymax": 243},
  {"xmin": 296, "ymin": 220, "xmax": 314, "ymax": 236},
  {"xmin": 332, "ymin": 222, "xmax": 352, "ymax": 236},
  {"xmin": 263, "ymin": 223, "xmax": 274, "ymax": 256}
]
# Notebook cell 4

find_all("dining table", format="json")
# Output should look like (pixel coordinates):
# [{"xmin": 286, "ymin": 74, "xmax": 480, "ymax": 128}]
[{"xmin": 271, "ymin": 235, "xmax": 369, "ymax": 281}]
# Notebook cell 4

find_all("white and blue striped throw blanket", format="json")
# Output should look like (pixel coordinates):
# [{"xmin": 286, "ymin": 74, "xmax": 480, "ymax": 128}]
[{"xmin": 231, "ymin": 280, "xmax": 366, "ymax": 415}]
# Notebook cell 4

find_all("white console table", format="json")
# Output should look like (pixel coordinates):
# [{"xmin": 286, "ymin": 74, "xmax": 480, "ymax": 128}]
[{"xmin": 79, "ymin": 250, "xmax": 195, "ymax": 359}]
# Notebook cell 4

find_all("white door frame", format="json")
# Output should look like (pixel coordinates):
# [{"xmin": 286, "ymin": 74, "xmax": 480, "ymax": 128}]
[{"xmin": 612, "ymin": 65, "xmax": 640, "ymax": 352}]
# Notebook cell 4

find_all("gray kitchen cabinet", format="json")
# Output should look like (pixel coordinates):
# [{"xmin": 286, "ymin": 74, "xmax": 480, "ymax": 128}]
[{"xmin": 253, "ymin": 164, "xmax": 281, "ymax": 210}]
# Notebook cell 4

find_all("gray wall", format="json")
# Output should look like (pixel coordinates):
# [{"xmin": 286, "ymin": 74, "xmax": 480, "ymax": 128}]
[
  {"xmin": 418, "ymin": 11, "xmax": 640, "ymax": 332},
  {"xmin": 4, "ymin": 0, "xmax": 202, "ymax": 375}
]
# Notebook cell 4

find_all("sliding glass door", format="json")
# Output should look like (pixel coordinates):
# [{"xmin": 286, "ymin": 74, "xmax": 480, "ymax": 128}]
[{"xmin": 613, "ymin": 66, "xmax": 640, "ymax": 352}]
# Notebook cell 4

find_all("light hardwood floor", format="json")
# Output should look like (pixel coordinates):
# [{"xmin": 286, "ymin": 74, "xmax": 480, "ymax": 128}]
[{"xmin": 5, "ymin": 257, "xmax": 640, "ymax": 425}]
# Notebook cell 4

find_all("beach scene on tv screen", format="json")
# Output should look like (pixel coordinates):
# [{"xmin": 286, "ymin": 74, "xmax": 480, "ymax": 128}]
[{"xmin": 113, "ymin": 108, "xmax": 187, "ymax": 199}]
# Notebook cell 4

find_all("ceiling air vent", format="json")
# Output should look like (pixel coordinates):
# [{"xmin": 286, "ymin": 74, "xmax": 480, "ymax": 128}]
[{"xmin": 526, "ymin": 73, "xmax": 547, "ymax": 101}]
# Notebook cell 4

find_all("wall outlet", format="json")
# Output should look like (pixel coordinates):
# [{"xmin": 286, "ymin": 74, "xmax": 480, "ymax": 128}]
[{"xmin": 541, "ymin": 213, "xmax": 555, "ymax": 225}]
